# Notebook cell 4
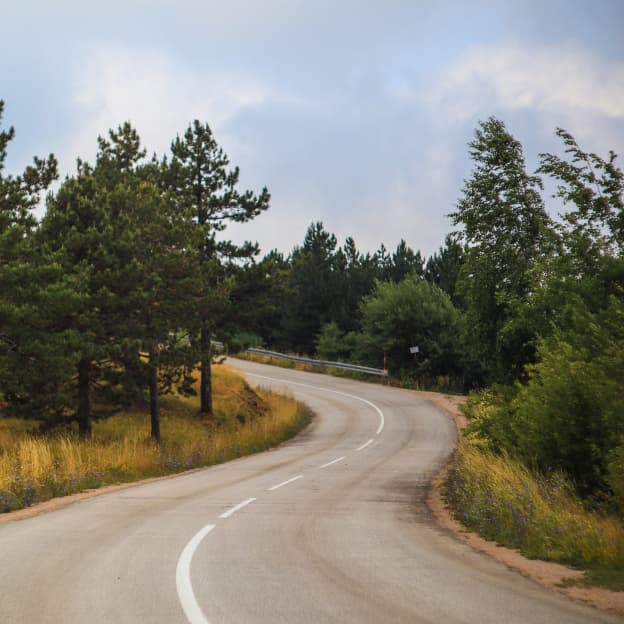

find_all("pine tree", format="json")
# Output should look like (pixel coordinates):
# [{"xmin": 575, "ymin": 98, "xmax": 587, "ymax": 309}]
[
  {"xmin": 425, "ymin": 234, "xmax": 464, "ymax": 305},
  {"xmin": 0, "ymin": 100, "xmax": 69, "ymax": 425},
  {"xmin": 39, "ymin": 124, "xmax": 159, "ymax": 436},
  {"xmin": 164, "ymin": 121, "xmax": 269, "ymax": 414},
  {"xmin": 281, "ymin": 222, "xmax": 343, "ymax": 353},
  {"xmin": 124, "ymin": 160, "xmax": 203, "ymax": 442},
  {"xmin": 389, "ymin": 239, "xmax": 424, "ymax": 282}
]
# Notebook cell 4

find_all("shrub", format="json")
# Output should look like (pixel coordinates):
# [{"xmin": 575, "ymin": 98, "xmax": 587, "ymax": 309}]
[
  {"xmin": 608, "ymin": 444, "xmax": 624, "ymax": 517},
  {"xmin": 446, "ymin": 443, "xmax": 624, "ymax": 570},
  {"xmin": 466, "ymin": 296, "xmax": 624, "ymax": 502}
]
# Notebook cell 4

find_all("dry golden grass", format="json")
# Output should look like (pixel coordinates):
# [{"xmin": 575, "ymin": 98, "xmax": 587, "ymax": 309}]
[
  {"xmin": 0, "ymin": 364, "xmax": 309, "ymax": 512},
  {"xmin": 446, "ymin": 441, "xmax": 624, "ymax": 576}
]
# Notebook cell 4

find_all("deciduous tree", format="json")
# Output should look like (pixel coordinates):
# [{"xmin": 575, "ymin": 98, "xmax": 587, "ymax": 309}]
[{"xmin": 450, "ymin": 117, "xmax": 553, "ymax": 382}]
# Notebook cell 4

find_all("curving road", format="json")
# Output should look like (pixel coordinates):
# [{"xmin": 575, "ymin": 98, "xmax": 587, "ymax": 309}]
[{"xmin": 0, "ymin": 359, "xmax": 619, "ymax": 623}]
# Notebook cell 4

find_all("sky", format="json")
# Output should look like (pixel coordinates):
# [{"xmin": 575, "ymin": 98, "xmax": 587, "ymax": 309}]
[{"xmin": 2, "ymin": 0, "xmax": 623, "ymax": 258}]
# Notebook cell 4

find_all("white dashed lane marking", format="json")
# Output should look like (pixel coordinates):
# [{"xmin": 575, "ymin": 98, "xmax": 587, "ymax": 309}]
[
  {"xmin": 319, "ymin": 456, "xmax": 345, "ymax": 469},
  {"xmin": 267, "ymin": 475, "xmax": 303, "ymax": 491},
  {"xmin": 219, "ymin": 497, "xmax": 256, "ymax": 519}
]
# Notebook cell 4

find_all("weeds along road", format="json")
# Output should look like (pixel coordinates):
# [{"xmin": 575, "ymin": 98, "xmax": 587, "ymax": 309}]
[{"xmin": 0, "ymin": 359, "xmax": 618, "ymax": 624}]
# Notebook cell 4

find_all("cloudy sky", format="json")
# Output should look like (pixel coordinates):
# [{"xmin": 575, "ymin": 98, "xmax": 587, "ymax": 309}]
[{"xmin": 2, "ymin": 0, "xmax": 623, "ymax": 258}]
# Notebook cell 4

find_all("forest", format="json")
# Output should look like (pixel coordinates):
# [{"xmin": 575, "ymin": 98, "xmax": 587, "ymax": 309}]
[{"xmin": 1, "ymin": 99, "xmax": 623, "ymax": 516}]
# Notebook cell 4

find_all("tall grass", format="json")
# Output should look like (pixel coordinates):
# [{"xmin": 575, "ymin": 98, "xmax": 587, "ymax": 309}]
[
  {"xmin": 446, "ymin": 441, "xmax": 624, "ymax": 577},
  {"xmin": 0, "ymin": 365, "xmax": 309, "ymax": 512}
]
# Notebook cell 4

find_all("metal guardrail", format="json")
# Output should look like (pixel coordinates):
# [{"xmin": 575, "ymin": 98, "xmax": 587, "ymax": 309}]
[{"xmin": 245, "ymin": 348, "xmax": 388, "ymax": 377}]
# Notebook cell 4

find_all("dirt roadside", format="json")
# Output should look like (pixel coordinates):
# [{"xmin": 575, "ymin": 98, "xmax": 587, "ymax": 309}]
[{"xmin": 417, "ymin": 390, "xmax": 624, "ymax": 617}]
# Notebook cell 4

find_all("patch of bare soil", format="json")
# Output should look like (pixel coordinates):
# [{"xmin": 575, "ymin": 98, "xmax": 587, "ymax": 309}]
[{"xmin": 418, "ymin": 390, "xmax": 624, "ymax": 617}]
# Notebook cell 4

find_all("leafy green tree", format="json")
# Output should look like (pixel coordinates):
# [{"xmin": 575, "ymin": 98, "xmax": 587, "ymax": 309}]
[
  {"xmin": 315, "ymin": 321, "xmax": 359, "ymax": 362},
  {"xmin": 533, "ymin": 130, "xmax": 624, "ymax": 315},
  {"xmin": 471, "ymin": 296, "xmax": 624, "ymax": 502},
  {"xmin": 511, "ymin": 130, "xmax": 624, "ymax": 356},
  {"xmin": 539, "ymin": 128, "xmax": 623, "ymax": 258},
  {"xmin": 450, "ymin": 117, "xmax": 553, "ymax": 383},
  {"xmin": 357, "ymin": 275, "xmax": 461, "ymax": 384},
  {"xmin": 164, "ymin": 121, "xmax": 270, "ymax": 415},
  {"xmin": 470, "ymin": 130, "xmax": 624, "ymax": 505}
]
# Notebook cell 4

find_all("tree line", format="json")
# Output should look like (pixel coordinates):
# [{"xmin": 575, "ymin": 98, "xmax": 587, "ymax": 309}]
[
  {"xmin": 237, "ymin": 116, "xmax": 623, "ymax": 509},
  {"xmin": 2, "ymin": 98, "xmax": 623, "ymax": 508},
  {"xmin": 0, "ymin": 101, "xmax": 268, "ymax": 441}
]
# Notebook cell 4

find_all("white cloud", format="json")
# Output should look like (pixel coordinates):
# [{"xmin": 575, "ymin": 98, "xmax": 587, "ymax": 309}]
[
  {"xmin": 63, "ymin": 45, "xmax": 274, "ymax": 170},
  {"xmin": 423, "ymin": 43, "xmax": 624, "ymax": 124}
]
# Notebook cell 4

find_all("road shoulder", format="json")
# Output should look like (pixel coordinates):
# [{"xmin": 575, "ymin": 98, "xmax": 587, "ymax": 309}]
[{"xmin": 419, "ymin": 390, "xmax": 624, "ymax": 618}]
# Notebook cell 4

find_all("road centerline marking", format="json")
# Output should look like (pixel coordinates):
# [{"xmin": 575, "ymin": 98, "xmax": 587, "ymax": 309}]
[
  {"xmin": 219, "ymin": 497, "xmax": 256, "ymax": 519},
  {"xmin": 245, "ymin": 372, "xmax": 385, "ymax": 437},
  {"xmin": 268, "ymin": 475, "xmax": 303, "ymax": 491},
  {"xmin": 320, "ymin": 456, "xmax": 345, "ymax": 468},
  {"xmin": 176, "ymin": 524, "xmax": 215, "ymax": 624},
  {"xmin": 356, "ymin": 439, "xmax": 374, "ymax": 451}
]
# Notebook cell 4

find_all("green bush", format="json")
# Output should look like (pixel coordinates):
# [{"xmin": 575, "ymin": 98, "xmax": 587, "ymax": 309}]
[
  {"xmin": 467, "ymin": 296, "xmax": 624, "ymax": 502},
  {"xmin": 357, "ymin": 275, "xmax": 461, "ymax": 381},
  {"xmin": 608, "ymin": 444, "xmax": 624, "ymax": 516},
  {"xmin": 315, "ymin": 322, "xmax": 359, "ymax": 362}
]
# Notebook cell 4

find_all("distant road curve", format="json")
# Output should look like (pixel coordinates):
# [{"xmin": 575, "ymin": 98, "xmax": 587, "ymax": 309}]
[{"xmin": 0, "ymin": 359, "xmax": 617, "ymax": 623}]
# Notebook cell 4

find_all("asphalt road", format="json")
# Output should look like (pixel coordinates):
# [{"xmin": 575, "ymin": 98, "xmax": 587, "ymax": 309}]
[{"xmin": 0, "ymin": 359, "xmax": 619, "ymax": 623}]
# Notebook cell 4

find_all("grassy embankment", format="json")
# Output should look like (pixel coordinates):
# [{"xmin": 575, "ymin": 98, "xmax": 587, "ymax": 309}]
[
  {"xmin": 0, "ymin": 364, "xmax": 309, "ymax": 513},
  {"xmin": 445, "ymin": 395, "xmax": 624, "ymax": 591}
]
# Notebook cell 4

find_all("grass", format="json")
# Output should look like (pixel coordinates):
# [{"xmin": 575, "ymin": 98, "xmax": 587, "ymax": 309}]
[
  {"xmin": 445, "ymin": 441, "xmax": 624, "ymax": 590},
  {"xmin": 0, "ymin": 364, "xmax": 310, "ymax": 513}
]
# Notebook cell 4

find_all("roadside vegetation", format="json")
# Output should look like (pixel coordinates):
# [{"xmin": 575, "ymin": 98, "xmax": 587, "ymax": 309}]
[
  {"xmin": 0, "ymin": 365, "xmax": 309, "ymax": 513},
  {"xmin": 447, "ymin": 436, "xmax": 624, "ymax": 589},
  {"xmin": 2, "ymin": 94, "xmax": 623, "ymax": 589},
  {"xmin": 235, "ymin": 349, "xmax": 457, "ymax": 393},
  {"xmin": 440, "ymin": 120, "xmax": 624, "ymax": 591}
]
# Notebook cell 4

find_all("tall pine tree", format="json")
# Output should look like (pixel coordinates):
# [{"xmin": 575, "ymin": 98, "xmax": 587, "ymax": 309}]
[
  {"xmin": 163, "ymin": 121, "xmax": 269, "ymax": 415},
  {"xmin": 40, "ymin": 124, "xmax": 156, "ymax": 436},
  {"xmin": 0, "ymin": 100, "xmax": 70, "ymax": 424}
]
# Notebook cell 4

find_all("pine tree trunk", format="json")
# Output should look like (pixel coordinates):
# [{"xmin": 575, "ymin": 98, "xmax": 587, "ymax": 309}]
[
  {"xmin": 77, "ymin": 357, "xmax": 92, "ymax": 439},
  {"xmin": 200, "ymin": 326, "xmax": 213, "ymax": 415},
  {"xmin": 149, "ymin": 343, "xmax": 161, "ymax": 443}
]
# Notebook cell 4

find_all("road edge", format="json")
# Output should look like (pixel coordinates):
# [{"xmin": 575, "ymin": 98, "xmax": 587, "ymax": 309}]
[
  {"xmin": 419, "ymin": 390, "xmax": 624, "ymax": 618},
  {"xmin": 0, "ymin": 407, "xmax": 315, "ymax": 525}
]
